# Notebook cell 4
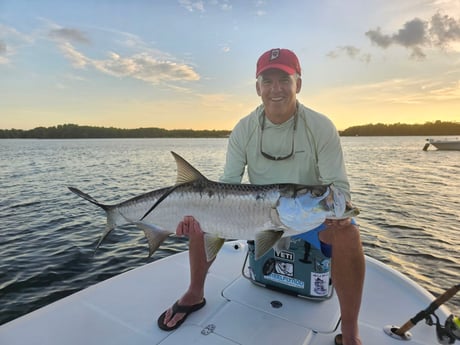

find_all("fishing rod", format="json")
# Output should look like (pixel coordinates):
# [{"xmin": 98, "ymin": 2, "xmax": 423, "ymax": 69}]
[{"xmin": 384, "ymin": 283, "xmax": 460, "ymax": 344}]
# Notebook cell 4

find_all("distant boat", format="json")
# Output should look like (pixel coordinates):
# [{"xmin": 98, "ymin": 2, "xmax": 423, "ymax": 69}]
[{"xmin": 423, "ymin": 138, "xmax": 460, "ymax": 151}]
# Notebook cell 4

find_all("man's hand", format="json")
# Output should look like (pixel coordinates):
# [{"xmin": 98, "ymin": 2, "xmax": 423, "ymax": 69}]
[
  {"xmin": 325, "ymin": 218, "xmax": 352, "ymax": 228},
  {"xmin": 325, "ymin": 201, "xmax": 354, "ymax": 228},
  {"xmin": 176, "ymin": 216, "xmax": 203, "ymax": 237}
]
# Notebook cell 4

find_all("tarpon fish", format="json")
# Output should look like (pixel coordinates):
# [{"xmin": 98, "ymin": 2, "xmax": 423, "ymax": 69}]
[{"xmin": 69, "ymin": 152, "xmax": 359, "ymax": 261}]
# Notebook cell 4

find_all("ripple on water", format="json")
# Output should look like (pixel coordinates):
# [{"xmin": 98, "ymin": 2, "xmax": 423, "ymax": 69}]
[{"xmin": 0, "ymin": 137, "xmax": 458, "ymax": 325}]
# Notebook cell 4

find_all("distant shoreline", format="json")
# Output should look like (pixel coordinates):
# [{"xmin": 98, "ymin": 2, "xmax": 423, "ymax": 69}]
[{"xmin": 0, "ymin": 121, "xmax": 459, "ymax": 139}]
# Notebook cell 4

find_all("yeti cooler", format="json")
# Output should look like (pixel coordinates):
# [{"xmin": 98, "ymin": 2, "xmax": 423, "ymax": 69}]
[{"xmin": 245, "ymin": 238, "xmax": 333, "ymax": 300}]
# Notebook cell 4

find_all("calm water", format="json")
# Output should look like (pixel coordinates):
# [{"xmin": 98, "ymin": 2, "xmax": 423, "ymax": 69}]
[{"xmin": 0, "ymin": 137, "xmax": 459, "ymax": 325}]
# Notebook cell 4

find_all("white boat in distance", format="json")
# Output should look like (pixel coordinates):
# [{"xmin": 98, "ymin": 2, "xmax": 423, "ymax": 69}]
[
  {"xmin": 0, "ymin": 240, "xmax": 458, "ymax": 345},
  {"xmin": 424, "ymin": 138, "xmax": 460, "ymax": 151}
]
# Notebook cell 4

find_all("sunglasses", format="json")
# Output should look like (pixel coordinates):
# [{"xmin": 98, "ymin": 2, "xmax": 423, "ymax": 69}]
[{"xmin": 260, "ymin": 112, "xmax": 298, "ymax": 161}]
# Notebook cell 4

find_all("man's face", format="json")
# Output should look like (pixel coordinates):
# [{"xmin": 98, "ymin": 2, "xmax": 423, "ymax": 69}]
[{"xmin": 256, "ymin": 69, "xmax": 301, "ymax": 123}]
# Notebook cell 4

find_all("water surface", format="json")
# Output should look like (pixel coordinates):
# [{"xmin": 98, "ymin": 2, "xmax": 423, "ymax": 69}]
[{"xmin": 0, "ymin": 137, "xmax": 458, "ymax": 325}]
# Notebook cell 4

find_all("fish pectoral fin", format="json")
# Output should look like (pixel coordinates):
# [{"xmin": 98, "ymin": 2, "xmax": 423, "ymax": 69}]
[
  {"xmin": 255, "ymin": 230, "xmax": 284, "ymax": 260},
  {"xmin": 135, "ymin": 222, "xmax": 172, "ymax": 257},
  {"xmin": 345, "ymin": 206, "xmax": 360, "ymax": 217},
  {"xmin": 328, "ymin": 206, "xmax": 360, "ymax": 220},
  {"xmin": 203, "ymin": 234, "xmax": 225, "ymax": 262},
  {"xmin": 330, "ymin": 185, "xmax": 346, "ymax": 217}
]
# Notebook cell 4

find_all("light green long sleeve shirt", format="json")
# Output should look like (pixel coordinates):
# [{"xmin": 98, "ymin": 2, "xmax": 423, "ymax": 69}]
[{"xmin": 220, "ymin": 102, "xmax": 351, "ymax": 201}]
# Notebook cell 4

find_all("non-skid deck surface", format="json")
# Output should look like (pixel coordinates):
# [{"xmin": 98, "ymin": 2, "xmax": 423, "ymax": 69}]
[{"xmin": 0, "ymin": 241, "xmax": 450, "ymax": 345}]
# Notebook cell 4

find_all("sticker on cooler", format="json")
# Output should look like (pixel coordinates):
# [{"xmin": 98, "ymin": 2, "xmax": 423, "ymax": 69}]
[
  {"xmin": 265, "ymin": 272, "xmax": 305, "ymax": 289},
  {"xmin": 311, "ymin": 271, "xmax": 330, "ymax": 296}
]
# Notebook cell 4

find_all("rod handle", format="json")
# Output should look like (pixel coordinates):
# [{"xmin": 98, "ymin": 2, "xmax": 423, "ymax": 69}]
[{"xmin": 394, "ymin": 284, "xmax": 460, "ymax": 336}]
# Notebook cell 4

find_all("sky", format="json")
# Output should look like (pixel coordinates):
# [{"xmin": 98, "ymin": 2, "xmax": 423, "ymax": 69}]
[{"xmin": 1, "ymin": 0, "xmax": 459, "ymax": 131}]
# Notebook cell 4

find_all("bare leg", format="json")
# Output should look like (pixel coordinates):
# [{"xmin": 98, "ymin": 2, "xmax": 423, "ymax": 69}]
[
  {"xmin": 160, "ymin": 216, "xmax": 214, "ymax": 329},
  {"xmin": 320, "ymin": 221, "xmax": 365, "ymax": 345}
]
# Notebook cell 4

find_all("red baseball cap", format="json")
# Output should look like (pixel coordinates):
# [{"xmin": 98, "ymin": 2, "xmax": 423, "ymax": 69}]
[{"xmin": 256, "ymin": 48, "xmax": 301, "ymax": 78}]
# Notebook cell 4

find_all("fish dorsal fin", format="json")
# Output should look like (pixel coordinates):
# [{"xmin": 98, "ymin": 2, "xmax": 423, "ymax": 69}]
[
  {"xmin": 254, "ymin": 230, "xmax": 284, "ymax": 260},
  {"xmin": 141, "ymin": 152, "xmax": 205, "ymax": 220},
  {"xmin": 171, "ymin": 151, "xmax": 207, "ymax": 185}
]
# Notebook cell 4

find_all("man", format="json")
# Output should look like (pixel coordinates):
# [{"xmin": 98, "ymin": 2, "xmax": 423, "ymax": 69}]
[{"xmin": 158, "ymin": 48, "xmax": 365, "ymax": 345}]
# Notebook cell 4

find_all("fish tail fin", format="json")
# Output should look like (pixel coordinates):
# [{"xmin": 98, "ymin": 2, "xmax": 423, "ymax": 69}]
[
  {"xmin": 68, "ymin": 187, "xmax": 109, "ymax": 210},
  {"xmin": 95, "ymin": 223, "xmax": 116, "ymax": 251},
  {"xmin": 135, "ymin": 222, "xmax": 172, "ymax": 257},
  {"xmin": 68, "ymin": 187, "xmax": 116, "ymax": 251}
]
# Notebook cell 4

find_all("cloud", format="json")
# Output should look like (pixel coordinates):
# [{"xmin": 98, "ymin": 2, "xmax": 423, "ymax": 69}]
[
  {"xmin": 92, "ymin": 52, "xmax": 200, "ymax": 83},
  {"xmin": 48, "ymin": 27, "xmax": 91, "ymax": 67},
  {"xmin": 430, "ymin": 12, "xmax": 460, "ymax": 47},
  {"xmin": 220, "ymin": 2, "xmax": 232, "ymax": 11},
  {"xmin": 0, "ymin": 44, "xmax": 8, "ymax": 63},
  {"xmin": 0, "ymin": 23, "xmax": 33, "ymax": 44},
  {"xmin": 0, "ymin": 40, "xmax": 6, "ymax": 54},
  {"xmin": 366, "ymin": 18, "xmax": 428, "ymax": 59},
  {"xmin": 58, "ymin": 42, "xmax": 89, "ymax": 68},
  {"xmin": 179, "ymin": 0, "xmax": 205, "ymax": 12},
  {"xmin": 254, "ymin": 0, "xmax": 267, "ymax": 16},
  {"xmin": 394, "ymin": 18, "xmax": 428, "ymax": 47},
  {"xmin": 365, "ymin": 28, "xmax": 392, "ymax": 49},
  {"xmin": 337, "ymin": 76, "xmax": 460, "ymax": 104},
  {"xmin": 220, "ymin": 43, "xmax": 231, "ymax": 53},
  {"xmin": 48, "ymin": 28, "xmax": 90, "ymax": 44},
  {"xmin": 57, "ymin": 40, "xmax": 199, "ymax": 85},
  {"xmin": 327, "ymin": 45, "xmax": 371, "ymax": 63},
  {"xmin": 47, "ymin": 24, "xmax": 200, "ymax": 87},
  {"xmin": 0, "ymin": 24, "xmax": 34, "ymax": 64},
  {"xmin": 366, "ymin": 12, "xmax": 460, "ymax": 59},
  {"xmin": 179, "ymin": 0, "xmax": 233, "ymax": 12}
]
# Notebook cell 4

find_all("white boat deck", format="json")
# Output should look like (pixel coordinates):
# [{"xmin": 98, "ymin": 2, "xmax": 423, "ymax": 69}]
[{"xmin": 0, "ymin": 241, "xmax": 450, "ymax": 345}]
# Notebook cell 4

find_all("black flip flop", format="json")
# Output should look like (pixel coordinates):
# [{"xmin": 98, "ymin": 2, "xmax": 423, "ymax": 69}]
[
  {"xmin": 334, "ymin": 334, "xmax": 342, "ymax": 345},
  {"xmin": 157, "ymin": 298, "xmax": 206, "ymax": 331}
]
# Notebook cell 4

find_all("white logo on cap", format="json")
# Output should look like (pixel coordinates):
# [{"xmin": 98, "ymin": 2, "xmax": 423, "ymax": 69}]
[{"xmin": 270, "ymin": 49, "xmax": 280, "ymax": 61}]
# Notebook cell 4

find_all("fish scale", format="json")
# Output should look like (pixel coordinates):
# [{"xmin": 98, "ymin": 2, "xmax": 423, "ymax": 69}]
[{"xmin": 142, "ymin": 184, "xmax": 281, "ymax": 240}]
